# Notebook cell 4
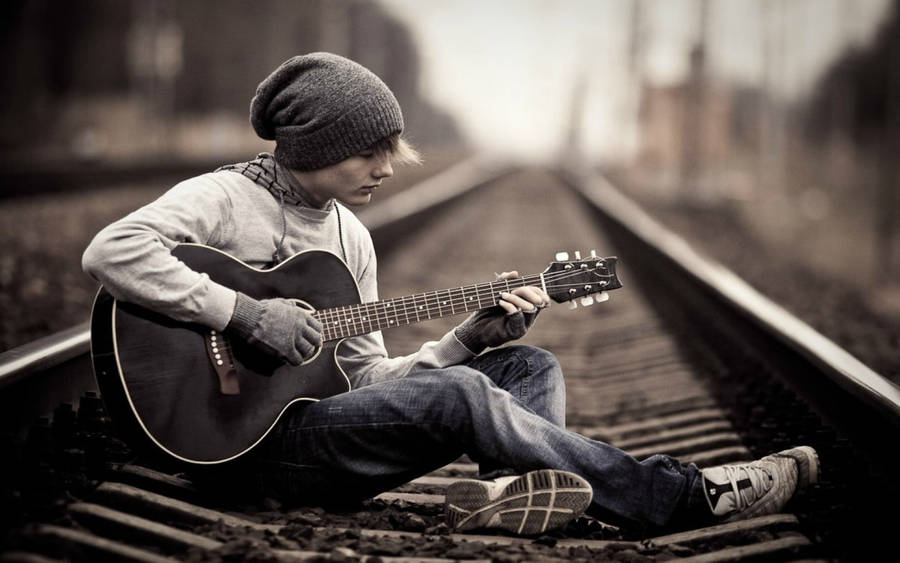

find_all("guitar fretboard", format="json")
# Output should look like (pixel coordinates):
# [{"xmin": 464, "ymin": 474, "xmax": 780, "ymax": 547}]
[{"xmin": 316, "ymin": 274, "xmax": 544, "ymax": 341}]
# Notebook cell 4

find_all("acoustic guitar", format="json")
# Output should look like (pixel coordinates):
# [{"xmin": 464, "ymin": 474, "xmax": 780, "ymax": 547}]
[{"xmin": 90, "ymin": 244, "xmax": 622, "ymax": 465}]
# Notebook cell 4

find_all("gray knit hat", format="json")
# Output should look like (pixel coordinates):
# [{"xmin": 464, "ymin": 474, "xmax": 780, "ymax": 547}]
[{"xmin": 250, "ymin": 52, "xmax": 404, "ymax": 171}]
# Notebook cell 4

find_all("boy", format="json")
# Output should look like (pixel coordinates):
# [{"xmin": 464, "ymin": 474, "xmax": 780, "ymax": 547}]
[{"xmin": 83, "ymin": 52, "xmax": 819, "ymax": 536}]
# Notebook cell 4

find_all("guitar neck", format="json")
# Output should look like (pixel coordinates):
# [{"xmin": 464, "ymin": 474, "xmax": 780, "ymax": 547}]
[{"xmin": 316, "ymin": 274, "xmax": 544, "ymax": 342}]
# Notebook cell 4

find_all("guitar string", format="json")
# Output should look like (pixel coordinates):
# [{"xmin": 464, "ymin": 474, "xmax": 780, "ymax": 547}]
[
  {"xmin": 323, "ymin": 268, "xmax": 612, "ymax": 321},
  {"xmin": 318, "ymin": 268, "xmax": 616, "ymax": 337},
  {"xmin": 318, "ymin": 269, "xmax": 590, "ymax": 332},
  {"xmin": 355, "ymin": 269, "xmax": 615, "ymax": 317},
  {"xmin": 329, "ymin": 267, "xmax": 611, "ymax": 322},
  {"xmin": 318, "ymin": 267, "xmax": 617, "ymax": 340}
]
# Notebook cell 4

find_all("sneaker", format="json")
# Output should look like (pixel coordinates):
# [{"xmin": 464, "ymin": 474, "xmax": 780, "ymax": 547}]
[
  {"xmin": 701, "ymin": 445, "xmax": 820, "ymax": 522},
  {"xmin": 444, "ymin": 469, "xmax": 593, "ymax": 535}
]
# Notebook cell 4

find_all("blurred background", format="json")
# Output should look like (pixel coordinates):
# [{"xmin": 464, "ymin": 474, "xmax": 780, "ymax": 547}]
[{"xmin": 1, "ymin": 0, "xmax": 898, "ymax": 380}]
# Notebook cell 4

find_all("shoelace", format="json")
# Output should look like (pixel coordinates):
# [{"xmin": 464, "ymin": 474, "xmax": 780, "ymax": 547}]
[{"xmin": 720, "ymin": 463, "xmax": 773, "ymax": 510}]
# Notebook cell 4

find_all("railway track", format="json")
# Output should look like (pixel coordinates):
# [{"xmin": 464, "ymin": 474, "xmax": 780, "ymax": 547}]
[{"xmin": 2, "ymin": 160, "xmax": 898, "ymax": 561}]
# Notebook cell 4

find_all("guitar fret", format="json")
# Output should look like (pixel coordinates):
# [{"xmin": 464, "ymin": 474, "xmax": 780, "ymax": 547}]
[
  {"xmin": 386, "ymin": 300, "xmax": 394, "ymax": 330},
  {"xmin": 411, "ymin": 294, "xmax": 421, "ymax": 321},
  {"xmin": 326, "ymin": 308, "xmax": 335, "ymax": 339},
  {"xmin": 426, "ymin": 291, "xmax": 436, "ymax": 318},
  {"xmin": 393, "ymin": 296, "xmax": 400, "ymax": 323},
  {"xmin": 491, "ymin": 281, "xmax": 501, "ymax": 306},
  {"xmin": 394, "ymin": 297, "xmax": 403, "ymax": 327},
  {"xmin": 341, "ymin": 305, "xmax": 351, "ymax": 336},
  {"xmin": 316, "ymin": 310, "xmax": 326, "ymax": 340},
  {"xmin": 364, "ymin": 303, "xmax": 374, "ymax": 333},
  {"xmin": 463, "ymin": 285, "xmax": 476, "ymax": 311},
  {"xmin": 350, "ymin": 304, "xmax": 358, "ymax": 335},
  {"xmin": 374, "ymin": 302, "xmax": 383, "ymax": 332},
  {"xmin": 367, "ymin": 304, "xmax": 374, "ymax": 333},
  {"xmin": 342, "ymin": 305, "xmax": 353, "ymax": 336},
  {"xmin": 356, "ymin": 305, "xmax": 365, "ymax": 335},
  {"xmin": 332, "ymin": 308, "xmax": 344, "ymax": 339},
  {"xmin": 365, "ymin": 304, "xmax": 374, "ymax": 333},
  {"xmin": 363, "ymin": 303, "xmax": 373, "ymax": 334},
  {"xmin": 473, "ymin": 282, "xmax": 486, "ymax": 310},
  {"xmin": 401, "ymin": 295, "xmax": 411, "ymax": 326},
  {"xmin": 428, "ymin": 291, "xmax": 438, "ymax": 318}
]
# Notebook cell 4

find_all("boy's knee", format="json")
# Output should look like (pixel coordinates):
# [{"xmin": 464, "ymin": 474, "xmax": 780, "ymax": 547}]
[
  {"xmin": 511, "ymin": 346, "xmax": 563, "ymax": 381},
  {"xmin": 523, "ymin": 346, "xmax": 561, "ymax": 371},
  {"xmin": 435, "ymin": 367, "xmax": 492, "ymax": 399}
]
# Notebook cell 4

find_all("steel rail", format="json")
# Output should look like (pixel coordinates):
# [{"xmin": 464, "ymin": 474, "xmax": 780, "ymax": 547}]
[{"xmin": 559, "ymin": 163, "xmax": 900, "ymax": 423}]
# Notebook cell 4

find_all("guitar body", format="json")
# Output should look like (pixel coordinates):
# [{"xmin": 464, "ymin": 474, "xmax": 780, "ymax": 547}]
[{"xmin": 90, "ymin": 245, "xmax": 355, "ymax": 465}]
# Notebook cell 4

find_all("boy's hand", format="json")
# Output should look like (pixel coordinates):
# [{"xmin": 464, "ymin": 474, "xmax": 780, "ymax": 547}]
[
  {"xmin": 454, "ymin": 271, "xmax": 550, "ymax": 354},
  {"xmin": 227, "ymin": 293, "xmax": 323, "ymax": 365}
]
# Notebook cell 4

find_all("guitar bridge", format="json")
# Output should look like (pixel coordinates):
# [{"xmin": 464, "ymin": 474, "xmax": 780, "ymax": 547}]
[{"xmin": 206, "ymin": 329, "xmax": 239, "ymax": 395}]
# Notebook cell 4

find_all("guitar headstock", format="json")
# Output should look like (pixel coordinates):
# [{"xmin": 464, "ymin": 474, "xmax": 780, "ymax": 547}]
[{"xmin": 541, "ymin": 251, "xmax": 622, "ymax": 308}]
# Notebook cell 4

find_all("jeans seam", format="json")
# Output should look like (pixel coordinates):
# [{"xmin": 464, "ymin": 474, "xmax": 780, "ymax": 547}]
[{"xmin": 518, "ymin": 350, "xmax": 532, "ymax": 405}]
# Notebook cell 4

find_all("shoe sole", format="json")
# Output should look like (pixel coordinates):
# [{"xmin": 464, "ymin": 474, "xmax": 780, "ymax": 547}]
[
  {"xmin": 445, "ymin": 469, "xmax": 593, "ymax": 535},
  {"xmin": 775, "ymin": 445, "xmax": 820, "ymax": 489}
]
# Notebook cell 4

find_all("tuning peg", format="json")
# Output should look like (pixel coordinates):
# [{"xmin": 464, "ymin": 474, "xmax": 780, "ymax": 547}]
[
  {"xmin": 595, "ymin": 291, "xmax": 609, "ymax": 303},
  {"xmin": 580, "ymin": 295, "xmax": 594, "ymax": 306},
  {"xmin": 567, "ymin": 300, "xmax": 577, "ymax": 310},
  {"xmin": 555, "ymin": 252, "xmax": 569, "ymax": 261},
  {"xmin": 590, "ymin": 250, "xmax": 597, "ymax": 258},
  {"xmin": 574, "ymin": 251, "xmax": 582, "ymax": 259}
]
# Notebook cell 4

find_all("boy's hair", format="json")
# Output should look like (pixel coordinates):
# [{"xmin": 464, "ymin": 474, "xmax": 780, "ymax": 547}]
[{"xmin": 372, "ymin": 134, "xmax": 422, "ymax": 166}]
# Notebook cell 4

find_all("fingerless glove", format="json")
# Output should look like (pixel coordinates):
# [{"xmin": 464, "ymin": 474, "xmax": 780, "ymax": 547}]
[
  {"xmin": 454, "ymin": 307, "xmax": 539, "ymax": 355},
  {"xmin": 227, "ymin": 292, "xmax": 323, "ymax": 365}
]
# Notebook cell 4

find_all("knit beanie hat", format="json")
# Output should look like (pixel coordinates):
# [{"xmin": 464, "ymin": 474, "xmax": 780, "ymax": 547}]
[{"xmin": 250, "ymin": 52, "xmax": 404, "ymax": 171}]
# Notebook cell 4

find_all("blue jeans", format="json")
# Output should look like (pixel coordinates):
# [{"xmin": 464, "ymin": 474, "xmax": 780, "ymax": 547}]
[{"xmin": 245, "ymin": 345, "xmax": 709, "ymax": 531}]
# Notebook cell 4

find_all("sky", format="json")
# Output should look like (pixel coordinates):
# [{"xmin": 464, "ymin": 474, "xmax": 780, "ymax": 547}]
[{"xmin": 381, "ymin": 0, "xmax": 892, "ymax": 162}]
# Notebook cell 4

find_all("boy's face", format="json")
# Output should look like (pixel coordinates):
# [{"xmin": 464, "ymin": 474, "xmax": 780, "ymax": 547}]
[{"xmin": 293, "ymin": 150, "xmax": 393, "ymax": 207}]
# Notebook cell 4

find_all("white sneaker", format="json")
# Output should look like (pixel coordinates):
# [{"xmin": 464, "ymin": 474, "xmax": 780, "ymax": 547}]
[
  {"xmin": 702, "ymin": 446, "xmax": 820, "ymax": 522},
  {"xmin": 444, "ymin": 469, "xmax": 593, "ymax": 535}
]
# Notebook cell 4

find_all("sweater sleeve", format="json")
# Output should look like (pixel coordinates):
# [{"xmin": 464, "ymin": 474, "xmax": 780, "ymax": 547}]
[
  {"xmin": 332, "ymin": 233, "xmax": 476, "ymax": 388},
  {"xmin": 82, "ymin": 175, "xmax": 238, "ymax": 331}
]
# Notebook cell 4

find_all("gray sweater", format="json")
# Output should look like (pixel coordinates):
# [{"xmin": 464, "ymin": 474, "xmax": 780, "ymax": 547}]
[{"xmin": 82, "ymin": 155, "xmax": 475, "ymax": 388}]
